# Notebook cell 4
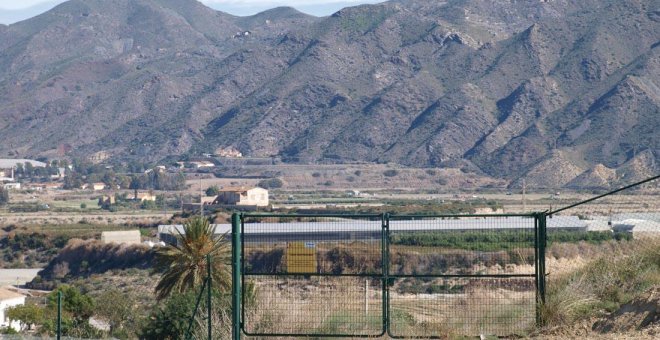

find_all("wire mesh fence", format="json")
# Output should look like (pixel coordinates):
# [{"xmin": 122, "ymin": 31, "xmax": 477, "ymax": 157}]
[
  {"xmin": 548, "ymin": 175, "xmax": 660, "ymax": 237},
  {"xmin": 387, "ymin": 215, "xmax": 538, "ymax": 337},
  {"xmin": 388, "ymin": 277, "xmax": 536, "ymax": 338},
  {"xmin": 243, "ymin": 276, "xmax": 384, "ymax": 336},
  {"xmin": 241, "ymin": 214, "xmax": 385, "ymax": 337},
  {"xmin": 534, "ymin": 175, "xmax": 660, "ymax": 331},
  {"xmin": 238, "ymin": 213, "xmax": 543, "ymax": 338}
]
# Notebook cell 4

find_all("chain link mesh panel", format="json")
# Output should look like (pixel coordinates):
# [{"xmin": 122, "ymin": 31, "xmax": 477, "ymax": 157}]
[
  {"xmin": 241, "ymin": 215, "xmax": 385, "ymax": 337},
  {"xmin": 387, "ymin": 215, "xmax": 537, "ymax": 337},
  {"xmin": 238, "ymin": 213, "xmax": 542, "ymax": 338}
]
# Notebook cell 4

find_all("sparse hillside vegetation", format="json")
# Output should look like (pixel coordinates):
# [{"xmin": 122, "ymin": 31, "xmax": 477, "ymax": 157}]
[
  {"xmin": 0, "ymin": 0, "xmax": 656, "ymax": 189},
  {"xmin": 29, "ymin": 239, "xmax": 154, "ymax": 290}
]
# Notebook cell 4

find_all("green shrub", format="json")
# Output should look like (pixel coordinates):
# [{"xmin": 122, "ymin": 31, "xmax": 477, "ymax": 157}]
[
  {"xmin": 383, "ymin": 169, "xmax": 398, "ymax": 177},
  {"xmin": 205, "ymin": 186, "xmax": 219, "ymax": 196},
  {"xmin": 257, "ymin": 178, "xmax": 283, "ymax": 189},
  {"xmin": 390, "ymin": 230, "xmax": 621, "ymax": 252},
  {"xmin": 0, "ymin": 326, "xmax": 18, "ymax": 334},
  {"xmin": 0, "ymin": 187, "xmax": 8, "ymax": 206}
]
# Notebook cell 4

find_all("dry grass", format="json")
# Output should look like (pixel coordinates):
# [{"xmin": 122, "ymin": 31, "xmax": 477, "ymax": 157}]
[
  {"xmin": 244, "ymin": 277, "xmax": 382, "ymax": 338},
  {"xmin": 242, "ymin": 276, "xmax": 535, "ymax": 338},
  {"xmin": 541, "ymin": 238, "xmax": 660, "ymax": 328}
]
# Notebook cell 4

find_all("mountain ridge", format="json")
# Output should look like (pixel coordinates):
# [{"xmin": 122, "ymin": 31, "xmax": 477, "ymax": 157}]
[{"xmin": 0, "ymin": 0, "xmax": 657, "ymax": 189}]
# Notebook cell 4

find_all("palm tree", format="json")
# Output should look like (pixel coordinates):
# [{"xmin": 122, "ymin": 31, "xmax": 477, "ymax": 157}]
[{"xmin": 153, "ymin": 216, "xmax": 231, "ymax": 300}]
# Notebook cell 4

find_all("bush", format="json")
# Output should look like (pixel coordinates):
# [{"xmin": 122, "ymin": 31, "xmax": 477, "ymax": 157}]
[
  {"xmin": 390, "ymin": 230, "xmax": 623, "ymax": 252},
  {"xmin": 0, "ymin": 187, "xmax": 8, "ymax": 206},
  {"xmin": 0, "ymin": 326, "xmax": 18, "ymax": 334},
  {"xmin": 80, "ymin": 203, "xmax": 87, "ymax": 209},
  {"xmin": 383, "ymin": 169, "xmax": 398, "ymax": 177},
  {"xmin": 257, "ymin": 178, "xmax": 283, "ymax": 189},
  {"xmin": 31, "ymin": 239, "xmax": 154, "ymax": 286},
  {"xmin": 312, "ymin": 172, "xmax": 321, "ymax": 178},
  {"xmin": 205, "ymin": 186, "xmax": 219, "ymax": 196},
  {"xmin": 141, "ymin": 200, "xmax": 156, "ymax": 210}
]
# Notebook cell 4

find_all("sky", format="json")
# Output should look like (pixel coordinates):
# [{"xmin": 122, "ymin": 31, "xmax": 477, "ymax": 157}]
[{"xmin": 0, "ymin": 0, "xmax": 385, "ymax": 24}]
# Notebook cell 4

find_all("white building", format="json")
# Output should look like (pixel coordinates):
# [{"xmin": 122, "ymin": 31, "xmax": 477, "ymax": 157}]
[
  {"xmin": 0, "ymin": 288, "xmax": 26, "ymax": 332},
  {"xmin": 212, "ymin": 187, "xmax": 269, "ymax": 207},
  {"xmin": 613, "ymin": 219, "xmax": 660, "ymax": 238},
  {"xmin": 101, "ymin": 230, "xmax": 142, "ymax": 245},
  {"xmin": 2, "ymin": 182, "xmax": 20, "ymax": 190}
]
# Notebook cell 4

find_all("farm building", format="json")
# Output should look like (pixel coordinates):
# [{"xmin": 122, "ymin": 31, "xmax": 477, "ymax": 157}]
[
  {"xmin": 158, "ymin": 215, "xmax": 591, "ymax": 244},
  {"xmin": 133, "ymin": 192, "xmax": 156, "ymax": 202},
  {"xmin": 101, "ymin": 230, "xmax": 141, "ymax": 245},
  {"xmin": 612, "ymin": 219, "xmax": 660, "ymax": 238},
  {"xmin": 0, "ymin": 288, "xmax": 25, "ymax": 332},
  {"xmin": 212, "ymin": 187, "xmax": 269, "ymax": 207},
  {"xmin": 0, "ymin": 159, "xmax": 47, "ymax": 169}
]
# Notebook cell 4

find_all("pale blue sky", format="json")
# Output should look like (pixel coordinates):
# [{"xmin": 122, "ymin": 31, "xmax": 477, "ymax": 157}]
[{"xmin": 0, "ymin": 0, "xmax": 385, "ymax": 24}]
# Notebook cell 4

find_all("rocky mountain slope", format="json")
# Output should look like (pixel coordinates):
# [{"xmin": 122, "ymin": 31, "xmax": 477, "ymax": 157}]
[{"xmin": 0, "ymin": 0, "xmax": 657, "ymax": 188}]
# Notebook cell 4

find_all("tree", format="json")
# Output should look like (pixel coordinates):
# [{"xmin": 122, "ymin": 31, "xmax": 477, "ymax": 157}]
[
  {"xmin": 205, "ymin": 185, "xmax": 219, "ymax": 197},
  {"xmin": 24, "ymin": 162, "xmax": 34, "ymax": 177},
  {"xmin": 141, "ymin": 289, "xmax": 237, "ymax": 340},
  {"xmin": 40, "ymin": 285, "xmax": 98, "ymax": 338},
  {"xmin": 63, "ymin": 172, "xmax": 83, "ymax": 189},
  {"xmin": 48, "ymin": 285, "xmax": 95, "ymax": 322},
  {"xmin": 0, "ymin": 187, "xmax": 8, "ymax": 206},
  {"xmin": 257, "ymin": 178, "xmax": 283, "ymax": 189},
  {"xmin": 14, "ymin": 163, "xmax": 24, "ymax": 177},
  {"xmin": 129, "ymin": 176, "xmax": 142, "ymax": 199},
  {"xmin": 94, "ymin": 289, "xmax": 134, "ymax": 336},
  {"xmin": 156, "ymin": 194, "xmax": 166, "ymax": 208},
  {"xmin": 141, "ymin": 200, "xmax": 156, "ymax": 210},
  {"xmin": 6, "ymin": 303, "xmax": 45, "ymax": 331},
  {"xmin": 152, "ymin": 216, "xmax": 231, "ymax": 300},
  {"xmin": 140, "ymin": 291, "xmax": 197, "ymax": 339}
]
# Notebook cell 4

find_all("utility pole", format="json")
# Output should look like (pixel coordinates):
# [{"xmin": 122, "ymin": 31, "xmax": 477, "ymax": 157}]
[{"xmin": 200, "ymin": 178, "xmax": 204, "ymax": 217}]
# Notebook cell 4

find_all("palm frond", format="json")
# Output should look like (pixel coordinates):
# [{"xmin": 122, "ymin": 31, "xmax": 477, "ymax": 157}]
[{"xmin": 154, "ymin": 216, "xmax": 232, "ymax": 300}]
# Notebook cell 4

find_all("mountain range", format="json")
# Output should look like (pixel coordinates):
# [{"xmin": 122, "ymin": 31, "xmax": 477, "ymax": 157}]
[{"xmin": 0, "ymin": 0, "xmax": 658, "ymax": 189}]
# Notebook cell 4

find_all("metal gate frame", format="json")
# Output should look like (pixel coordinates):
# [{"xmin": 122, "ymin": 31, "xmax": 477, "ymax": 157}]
[{"xmin": 231, "ymin": 212, "xmax": 547, "ymax": 339}]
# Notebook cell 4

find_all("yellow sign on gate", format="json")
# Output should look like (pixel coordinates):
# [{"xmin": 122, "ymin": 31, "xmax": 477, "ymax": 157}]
[{"xmin": 286, "ymin": 242, "xmax": 317, "ymax": 274}]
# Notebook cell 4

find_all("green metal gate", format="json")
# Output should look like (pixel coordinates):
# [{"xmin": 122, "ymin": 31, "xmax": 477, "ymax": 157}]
[{"xmin": 232, "ymin": 212, "xmax": 546, "ymax": 339}]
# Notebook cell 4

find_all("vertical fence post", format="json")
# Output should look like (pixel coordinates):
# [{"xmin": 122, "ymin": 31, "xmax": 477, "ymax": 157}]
[
  {"xmin": 539, "ymin": 212, "xmax": 547, "ymax": 305},
  {"xmin": 534, "ymin": 213, "xmax": 541, "ymax": 326},
  {"xmin": 231, "ymin": 213, "xmax": 242, "ymax": 340},
  {"xmin": 207, "ymin": 253, "xmax": 212, "ymax": 340},
  {"xmin": 185, "ymin": 273, "xmax": 208, "ymax": 339},
  {"xmin": 57, "ymin": 290, "xmax": 61, "ymax": 340},
  {"xmin": 364, "ymin": 279, "xmax": 369, "ymax": 317},
  {"xmin": 382, "ymin": 213, "xmax": 389, "ymax": 334}
]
